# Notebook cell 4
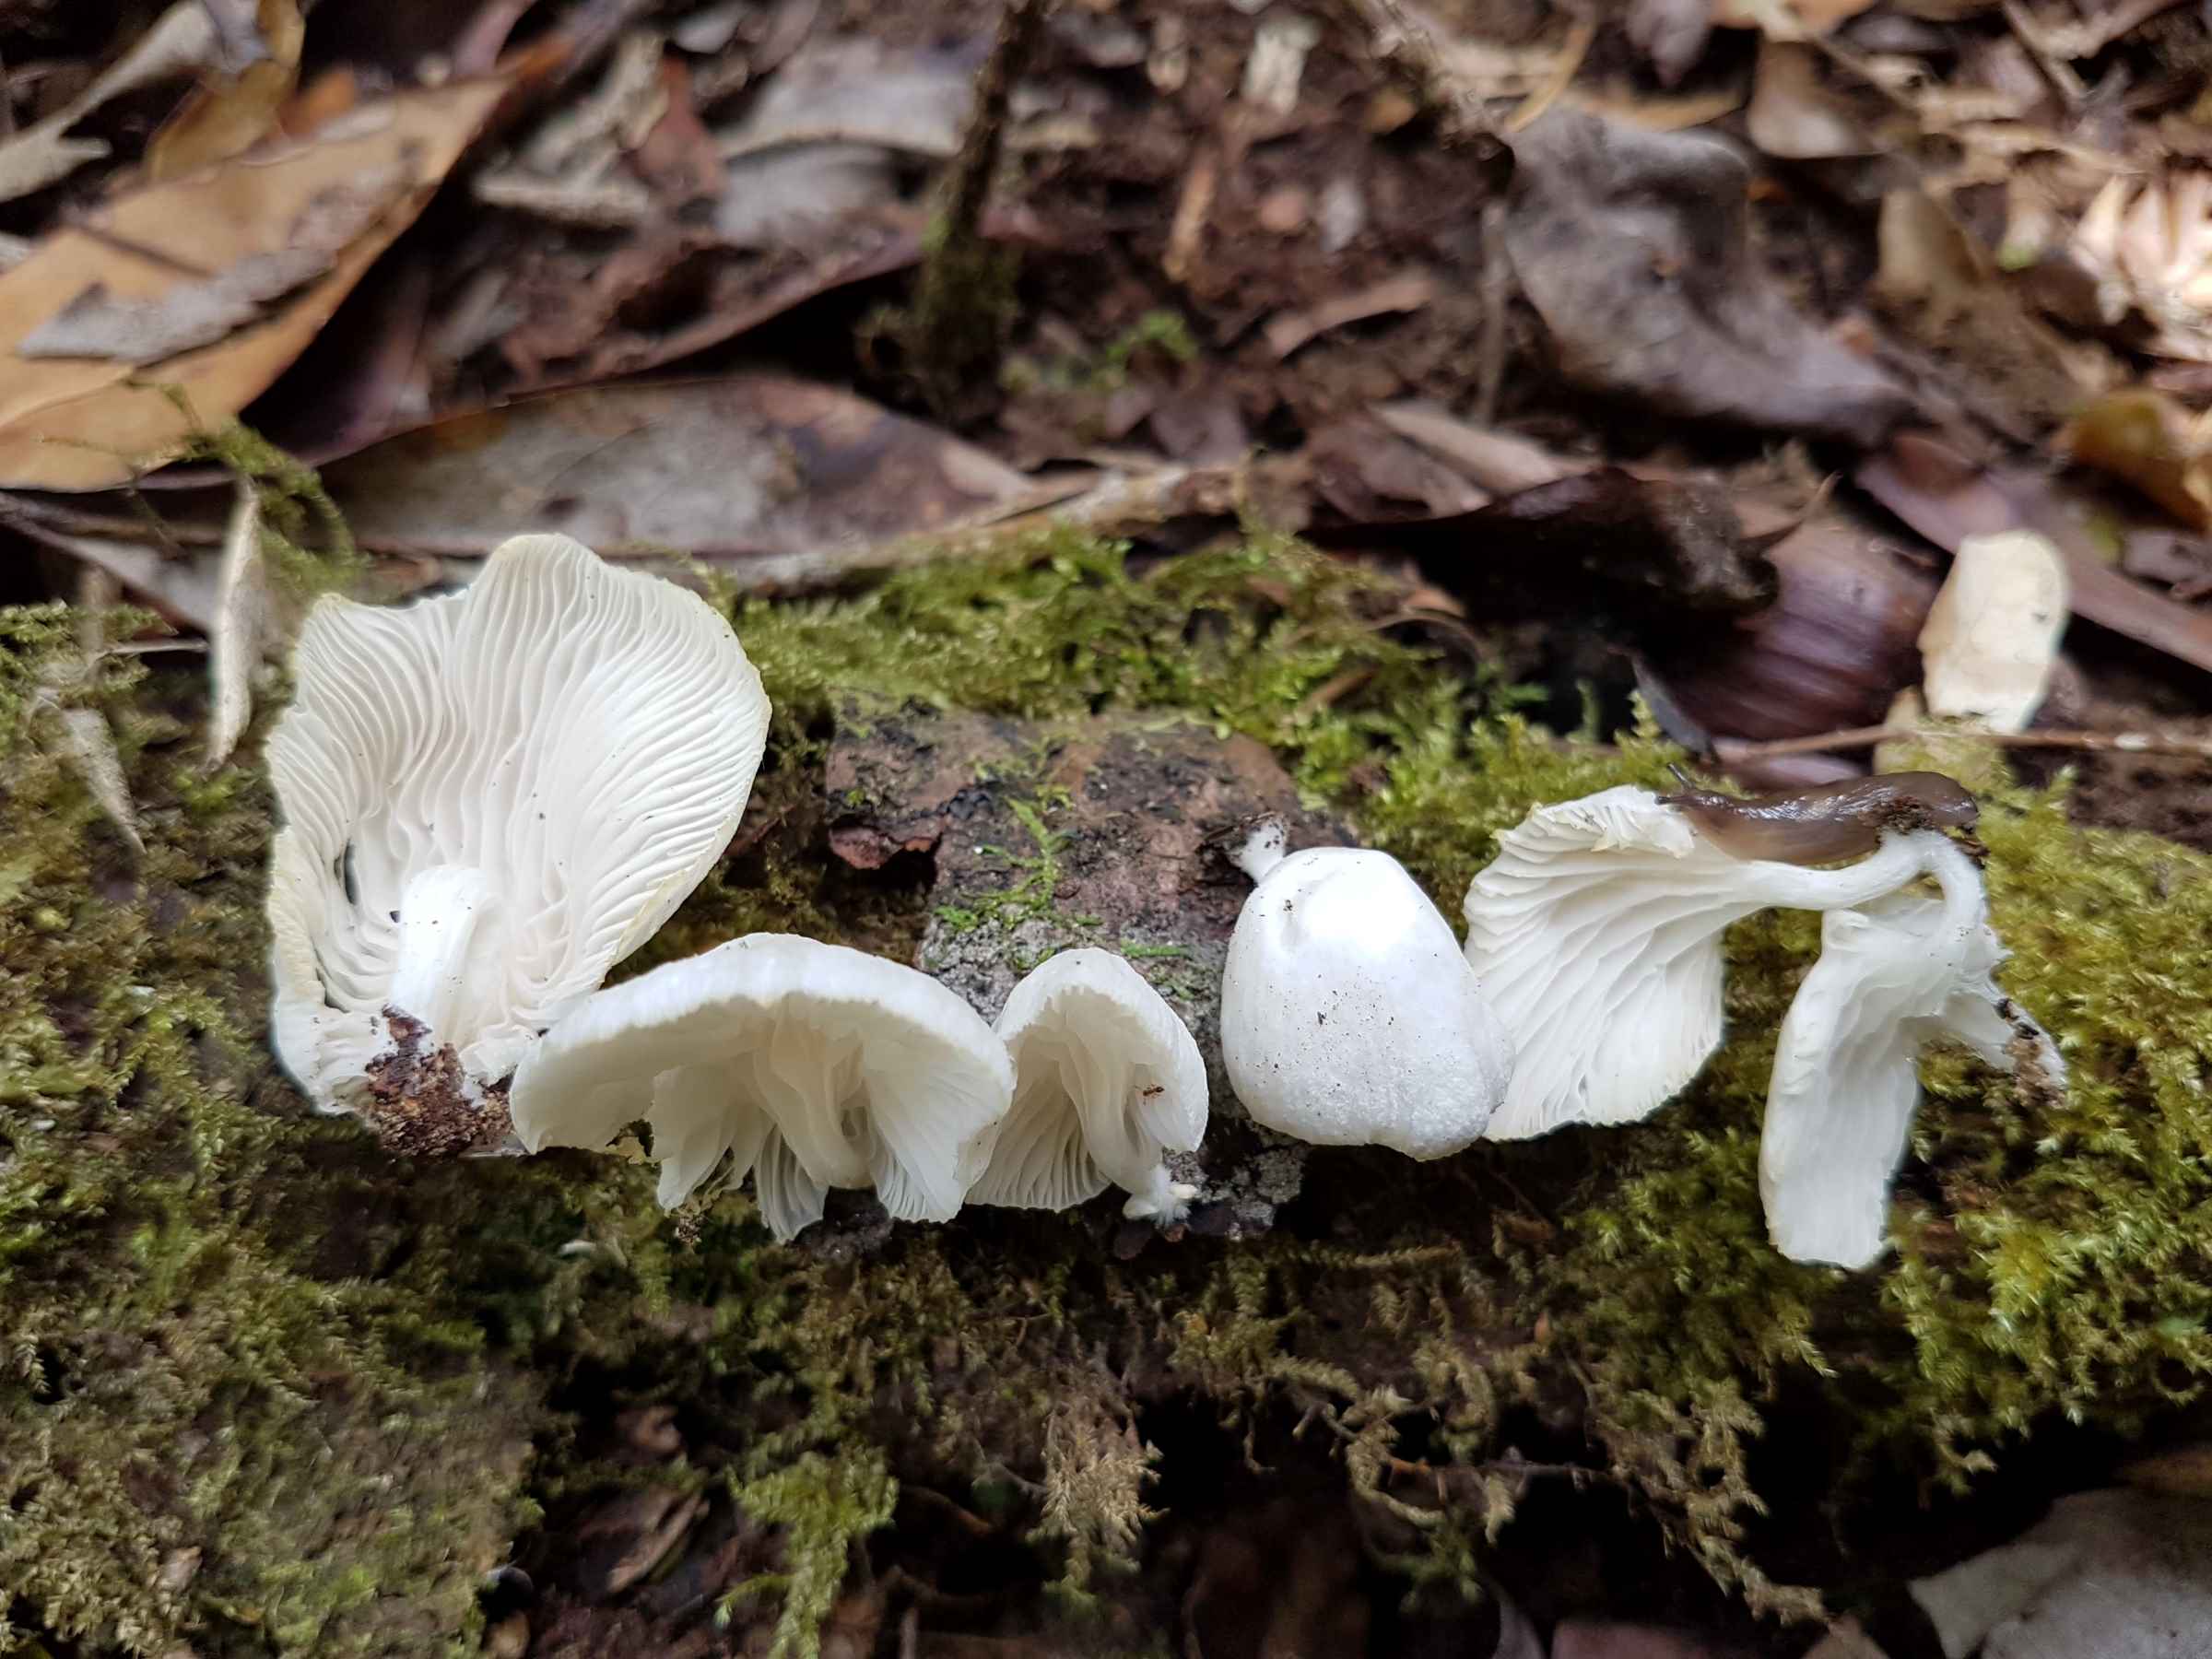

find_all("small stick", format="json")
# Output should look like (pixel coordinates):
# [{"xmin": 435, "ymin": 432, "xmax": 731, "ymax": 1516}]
[
  {"xmin": 895, "ymin": 0, "xmax": 1048, "ymax": 406},
  {"xmin": 1341, "ymin": 0, "xmax": 1491, "ymax": 140},
  {"xmin": 1712, "ymin": 724, "xmax": 2212, "ymax": 763},
  {"xmin": 1473, "ymin": 202, "xmax": 1510, "ymax": 426},
  {"xmin": 1503, "ymin": 13, "xmax": 1594, "ymax": 133}
]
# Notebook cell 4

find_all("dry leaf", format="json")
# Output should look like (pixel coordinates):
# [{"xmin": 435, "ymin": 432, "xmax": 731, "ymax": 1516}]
[
  {"xmin": 2073, "ymin": 173, "xmax": 2212, "ymax": 363},
  {"xmin": 2120, "ymin": 1442, "xmax": 2212, "ymax": 1497},
  {"xmin": 1747, "ymin": 39, "xmax": 1875, "ymax": 159},
  {"xmin": 2062, "ymin": 387, "xmax": 2212, "ymax": 528},
  {"xmin": 709, "ymin": 38, "xmax": 980, "ymax": 249},
  {"xmin": 1873, "ymin": 188, "xmax": 2104, "ymax": 437},
  {"xmin": 322, "ymin": 376, "xmax": 1037, "ymax": 585},
  {"xmin": 0, "ymin": 79, "xmax": 508, "ymax": 492},
  {"xmin": 19, "ymin": 238, "xmax": 370, "ymax": 365},
  {"xmin": 206, "ymin": 481, "xmax": 265, "ymax": 769},
  {"xmin": 1713, "ymin": 0, "xmax": 1881, "ymax": 36},
  {"xmin": 0, "ymin": 3, "xmax": 220, "ymax": 204},
  {"xmin": 1504, "ymin": 110, "xmax": 1910, "ymax": 444},
  {"xmin": 145, "ymin": 0, "xmax": 307, "ymax": 181}
]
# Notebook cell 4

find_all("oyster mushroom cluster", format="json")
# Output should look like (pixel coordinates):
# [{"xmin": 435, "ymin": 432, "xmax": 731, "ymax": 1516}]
[
  {"xmin": 1220, "ymin": 775, "xmax": 2062, "ymax": 1270},
  {"xmin": 265, "ymin": 534, "xmax": 1206, "ymax": 1240},
  {"xmin": 266, "ymin": 534, "xmax": 2062, "ymax": 1267}
]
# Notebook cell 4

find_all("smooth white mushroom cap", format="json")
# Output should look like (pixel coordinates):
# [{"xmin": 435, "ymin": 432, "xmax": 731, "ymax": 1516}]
[
  {"xmin": 1462, "ymin": 786, "xmax": 1936, "ymax": 1140},
  {"xmin": 968, "ymin": 947, "xmax": 1208, "ymax": 1221},
  {"xmin": 508, "ymin": 935, "xmax": 1016, "ymax": 1241},
  {"xmin": 1220, "ymin": 841, "xmax": 1511, "ymax": 1159},
  {"xmin": 265, "ymin": 534, "xmax": 769, "ymax": 1118},
  {"xmin": 1760, "ymin": 834, "xmax": 2064, "ymax": 1268}
]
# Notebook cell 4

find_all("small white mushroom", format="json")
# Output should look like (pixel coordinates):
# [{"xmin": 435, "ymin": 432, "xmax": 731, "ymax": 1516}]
[
  {"xmin": 265, "ymin": 533, "xmax": 769, "ymax": 1142},
  {"xmin": 968, "ymin": 947, "xmax": 1207, "ymax": 1222},
  {"xmin": 1219, "ymin": 822, "xmax": 1512, "ymax": 1158},
  {"xmin": 1760, "ymin": 833, "xmax": 2064, "ymax": 1268},
  {"xmin": 1462, "ymin": 786, "xmax": 1939, "ymax": 1140},
  {"xmin": 508, "ymin": 935, "xmax": 1015, "ymax": 1241}
]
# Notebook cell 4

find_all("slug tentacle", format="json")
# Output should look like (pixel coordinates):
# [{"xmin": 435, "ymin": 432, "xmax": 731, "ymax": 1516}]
[{"xmin": 1660, "ymin": 767, "xmax": 1978, "ymax": 865}]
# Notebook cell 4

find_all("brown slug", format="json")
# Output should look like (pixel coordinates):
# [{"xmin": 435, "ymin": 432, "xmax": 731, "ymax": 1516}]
[{"xmin": 1659, "ymin": 767, "xmax": 1979, "ymax": 865}]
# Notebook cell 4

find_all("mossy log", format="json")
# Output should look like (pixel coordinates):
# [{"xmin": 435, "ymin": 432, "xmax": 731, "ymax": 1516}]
[{"xmin": 3, "ymin": 536, "xmax": 2207, "ymax": 1655}]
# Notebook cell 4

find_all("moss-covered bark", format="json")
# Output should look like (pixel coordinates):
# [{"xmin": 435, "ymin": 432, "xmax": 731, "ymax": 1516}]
[{"xmin": 3, "ymin": 536, "xmax": 2207, "ymax": 1654}]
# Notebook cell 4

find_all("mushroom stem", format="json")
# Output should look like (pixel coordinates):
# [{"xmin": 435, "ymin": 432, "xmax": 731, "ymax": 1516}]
[
  {"xmin": 385, "ymin": 865, "xmax": 493, "ymax": 1039},
  {"xmin": 1919, "ymin": 827, "xmax": 1983, "ymax": 920},
  {"xmin": 1231, "ymin": 816, "xmax": 1289, "ymax": 882},
  {"xmin": 1120, "ymin": 1163, "xmax": 1198, "ymax": 1223},
  {"xmin": 753, "ymin": 1021, "xmax": 872, "ymax": 1188}
]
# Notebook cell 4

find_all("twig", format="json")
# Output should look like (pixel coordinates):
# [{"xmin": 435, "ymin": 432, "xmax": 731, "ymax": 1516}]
[
  {"xmin": 1473, "ymin": 202, "xmax": 1510, "ymax": 427},
  {"xmin": 1340, "ymin": 0, "xmax": 1493, "ymax": 141},
  {"xmin": 2000, "ymin": 0, "xmax": 2087, "ymax": 109},
  {"xmin": 1503, "ymin": 14, "xmax": 1594, "ymax": 133},
  {"xmin": 1712, "ymin": 724, "xmax": 2212, "ymax": 763},
  {"xmin": 895, "ymin": 0, "xmax": 1048, "ymax": 408},
  {"xmin": 940, "ymin": 0, "xmax": 1043, "ymax": 251},
  {"xmin": 715, "ymin": 124, "xmax": 959, "ymax": 162}
]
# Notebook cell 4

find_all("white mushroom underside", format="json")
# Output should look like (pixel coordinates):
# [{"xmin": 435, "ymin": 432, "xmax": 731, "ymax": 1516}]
[
  {"xmin": 969, "ymin": 965, "xmax": 1206, "ymax": 1218},
  {"xmin": 1464, "ymin": 787, "xmax": 1936, "ymax": 1140},
  {"xmin": 266, "ymin": 534, "xmax": 768, "ymax": 1110},
  {"xmin": 508, "ymin": 935, "xmax": 1014, "ymax": 1242}
]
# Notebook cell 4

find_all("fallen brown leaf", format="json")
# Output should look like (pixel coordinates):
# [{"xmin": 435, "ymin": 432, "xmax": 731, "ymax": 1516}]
[
  {"xmin": 2061, "ymin": 386, "xmax": 2212, "ymax": 529},
  {"xmin": 1873, "ymin": 187, "xmax": 2104, "ymax": 439},
  {"xmin": 1713, "ymin": 0, "xmax": 1878, "ymax": 34},
  {"xmin": 0, "ymin": 78, "xmax": 508, "ymax": 492},
  {"xmin": 144, "ymin": 0, "xmax": 306, "ymax": 181},
  {"xmin": 322, "ymin": 376, "xmax": 1036, "ymax": 582},
  {"xmin": 2120, "ymin": 1441, "xmax": 2212, "ymax": 1497},
  {"xmin": 0, "ymin": 3, "xmax": 221, "ymax": 204},
  {"xmin": 1746, "ymin": 39, "xmax": 1875, "ymax": 159},
  {"xmin": 1641, "ymin": 516, "xmax": 1938, "ymax": 745},
  {"xmin": 1502, "ymin": 110, "xmax": 1911, "ymax": 444},
  {"xmin": 1310, "ymin": 467, "xmax": 1778, "ymax": 631}
]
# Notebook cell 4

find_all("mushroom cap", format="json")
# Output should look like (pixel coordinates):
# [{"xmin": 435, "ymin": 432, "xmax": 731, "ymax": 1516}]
[
  {"xmin": 1221, "ymin": 846, "xmax": 1511, "ymax": 1159},
  {"xmin": 265, "ymin": 533, "xmax": 769, "ymax": 1115},
  {"xmin": 1463, "ymin": 786, "xmax": 1932, "ymax": 1140},
  {"xmin": 1759, "ymin": 836, "xmax": 2064, "ymax": 1268},
  {"xmin": 508, "ymin": 934, "xmax": 1016, "ymax": 1240},
  {"xmin": 968, "ymin": 947, "xmax": 1207, "ymax": 1214}
]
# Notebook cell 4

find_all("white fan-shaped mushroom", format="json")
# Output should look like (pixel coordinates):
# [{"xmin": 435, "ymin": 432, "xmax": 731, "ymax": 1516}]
[
  {"xmin": 1220, "ymin": 825, "xmax": 1511, "ymax": 1158},
  {"xmin": 508, "ymin": 935, "xmax": 1015, "ymax": 1241},
  {"xmin": 1461, "ymin": 786, "xmax": 1936, "ymax": 1141},
  {"xmin": 968, "ymin": 947, "xmax": 1207, "ymax": 1222},
  {"xmin": 265, "ymin": 533, "xmax": 769, "ymax": 1140},
  {"xmin": 1760, "ymin": 834, "xmax": 2064, "ymax": 1268}
]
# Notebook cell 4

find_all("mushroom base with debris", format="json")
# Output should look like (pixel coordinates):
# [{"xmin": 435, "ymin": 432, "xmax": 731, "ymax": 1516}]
[{"xmin": 5, "ymin": 538, "xmax": 2209, "ymax": 1656}]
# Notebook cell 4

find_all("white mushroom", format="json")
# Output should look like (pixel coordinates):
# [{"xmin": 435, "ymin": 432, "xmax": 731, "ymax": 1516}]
[
  {"xmin": 967, "ymin": 947, "xmax": 1207, "ymax": 1222},
  {"xmin": 508, "ymin": 935, "xmax": 1015, "ymax": 1241},
  {"xmin": 1219, "ymin": 821, "xmax": 1512, "ymax": 1158},
  {"xmin": 1760, "ymin": 834, "xmax": 2064, "ymax": 1268},
  {"xmin": 1461, "ymin": 786, "xmax": 1940, "ymax": 1140},
  {"xmin": 265, "ymin": 533, "xmax": 769, "ymax": 1144}
]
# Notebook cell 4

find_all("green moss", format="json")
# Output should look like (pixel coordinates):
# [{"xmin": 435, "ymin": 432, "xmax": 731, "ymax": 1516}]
[
  {"xmin": 6, "ymin": 534, "xmax": 2209, "ymax": 1653},
  {"xmin": 0, "ymin": 614, "xmax": 538, "ymax": 1655},
  {"xmin": 1001, "ymin": 309, "xmax": 1200, "ymax": 396},
  {"xmin": 722, "ymin": 1452, "xmax": 898, "ymax": 1657}
]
